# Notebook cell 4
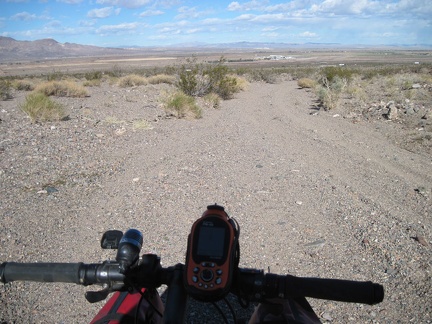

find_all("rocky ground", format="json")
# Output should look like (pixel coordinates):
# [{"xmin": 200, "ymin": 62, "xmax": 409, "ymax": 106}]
[{"xmin": 0, "ymin": 78, "xmax": 431, "ymax": 323}]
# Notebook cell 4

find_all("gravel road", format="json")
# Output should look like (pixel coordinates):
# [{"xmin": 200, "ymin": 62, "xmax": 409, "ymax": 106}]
[{"xmin": 1, "ymin": 80, "xmax": 431, "ymax": 323}]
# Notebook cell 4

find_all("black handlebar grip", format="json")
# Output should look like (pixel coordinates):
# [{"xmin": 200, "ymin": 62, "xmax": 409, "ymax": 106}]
[
  {"xmin": 283, "ymin": 275, "xmax": 384, "ymax": 305},
  {"xmin": 1, "ymin": 262, "xmax": 84, "ymax": 284}
]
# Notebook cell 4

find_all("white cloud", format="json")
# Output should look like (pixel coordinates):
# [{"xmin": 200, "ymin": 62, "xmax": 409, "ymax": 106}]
[
  {"xmin": 385, "ymin": 0, "xmax": 432, "ymax": 17},
  {"xmin": 159, "ymin": 27, "xmax": 181, "ymax": 34},
  {"xmin": 176, "ymin": 6, "xmax": 211, "ymax": 20},
  {"xmin": 299, "ymin": 31, "xmax": 318, "ymax": 38},
  {"xmin": 262, "ymin": 26, "xmax": 279, "ymax": 31},
  {"xmin": 96, "ymin": 0, "xmax": 151, "ymax": 9},
  {"xmin": 139, "ymin": 10, "xmax": 164, "ymax": 17},
  {"xmin": 79, "ymin": 20, "xmax": 97, "ymax": 27},
  {"xmin": 308, "ymin": 0, "xmax": 432, "ymax": 17},
  {"xmin": 235, "ymin": 14, "xmax": 256, "ymax": 21},
  {"xmin": 45, "ymin": 20, "xmax": 62, "ymax": 28},
  {"xmin": 227, "ymin": 2, "xmax": 241, "ymax": 11},
  {"xmin": 251, "ymin": 13, "xmax": 286, "ymax": 23},
  {"xmin": 261, "ymin": 32, "xmax": 279, "ymax": 38},
  {"xmin": 227, "ymin": 0, "xmax": 267, "ymax": 11},
  {"xmin": 202, "ymin": 18, "xmax": 223, "ymax": 25},
  {"xmin": 96, "ymin": 22, "xmax": 142, "ymax": 34},
  {"xmin": 87, "ymin": 7, "xmax": 120, "ymax": 18},
  {"xmin": 234, "ymin": 13, "xmax": 286, "ymax": 23},
  {"xmin": 11, "ymin": 12, "xmax": 37, "ymax": 21},
  {"xmin": 57, "ymin": 0, "xmax": 84, "ymax": 4},
  {"xmin": 186, "ymin": 28, "xmax": 201, "ymax": 34}
]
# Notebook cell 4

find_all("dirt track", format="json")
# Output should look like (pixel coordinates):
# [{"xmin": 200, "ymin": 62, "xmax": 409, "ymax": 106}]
[{"xmin": 0, "ymin": 80, "xmax": 431, "ymax": 323}]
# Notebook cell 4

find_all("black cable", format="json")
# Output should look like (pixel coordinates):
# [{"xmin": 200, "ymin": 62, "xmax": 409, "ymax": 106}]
[
  {"xmin": 212, "ymin": 301, "xmax": 230, "ymax": 324},
  {"xmin": 223, "ymin": 296, "xmax": 237, "ymax": 324},
  {"xmin": 134, "ymin": 288, "xmax": 164, "ymax": 323},
  {"xmin": 135, "ymin": 291, "xmax": 145, "ymax": 324}
]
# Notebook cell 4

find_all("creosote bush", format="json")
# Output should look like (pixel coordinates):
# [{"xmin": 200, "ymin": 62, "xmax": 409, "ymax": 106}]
[
  {"xmin": 84, "ymin": 70, "xmax": 103, "ymax": 81},
  {"xmin": 20, "ymin": 92, "xmax": 67, "ymax": 122},
  {"xmin": 315, "ymin": 76, "xmax": 347, "ymax": 110},
  {"xmin": 177, "ymin": 58, "xmax": 240, "ymax": 99},
  {"xmin": 320, "ymin": 66, "xmax": 355, "ymax": 84}
]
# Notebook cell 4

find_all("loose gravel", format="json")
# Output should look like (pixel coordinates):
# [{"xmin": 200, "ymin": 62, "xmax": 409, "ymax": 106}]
[{"xmin": 1, "ymin": 80, "xmax": 431, "ymax": 323}]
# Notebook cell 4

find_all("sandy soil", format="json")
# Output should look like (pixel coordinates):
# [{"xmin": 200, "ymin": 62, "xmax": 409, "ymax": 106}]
[{"xmin": 0, "ymin": 79, "xmax": 431, "ymax": 323}]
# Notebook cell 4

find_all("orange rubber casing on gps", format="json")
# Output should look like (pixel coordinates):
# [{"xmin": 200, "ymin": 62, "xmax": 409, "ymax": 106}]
[{"xmin": 184, "ymin": 205, "xmax": 238, "ymax": 302}]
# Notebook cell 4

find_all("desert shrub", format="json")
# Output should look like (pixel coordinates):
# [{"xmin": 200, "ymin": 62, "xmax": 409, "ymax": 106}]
[
  {"xmin": 297, "ymin": 78, "xmax": 316, "ymax": 88},
  {"xmin": 346, "ymin": 83, "xmax": 367, "ymax": 102},
  {"xmin": 83, "ymin": 79, "xmax": 101, "ymax": 87},
  {"xmin": 232, "ymin": 75, "xmax": 249, "ymax": 91},
  {"xmin": 162, "ymin": 91, "xmax": 202, "ymax": 119},
  {"xmin": 46, "ymin": 70, "xmax": 65, "ymax": 81},
  {"xmin": 34, "ymin": 80, "xmax": 89, "ymax": 97},
  {"xmin": 20, "ymin": 92, "xmax": 67, "ymax": 122},
  {"xmin": 320, "ymin": 66, "xmax": 355, "ymax": 84},
  {"xmin": 147, "ymin": 74, "xmax": 176, "ymax": 85},
  {"xmin": 212, "ymin": 75, "xmax": 238, "ymax": 100},
  {"xmin": 11, "ymin": 79, "xmax": 35, "ymax": 91},
  {"xmin": 0, "ymin": 80, "xmax": 13, "ymax": 100},
  {"xmin": 109, "ymin": 64, "xmax": 123, "ymax": 78},
  {"xmin": 118, "ymin": 74, "xmax": 148, "ymax": 87},
  {"xmin": 177, "ymin": 65, "xmax": 199, "ymax": 96},
  {"xmin": 315, "ymin": 76, "xmax": 347, "ymax": 110},
  {"xmin": 247, "ymin": 69, "xmax": 278, "ymax": 84},
  {"xmin": 203, "ymin": 92, "xmax": 221, "ymax": 109},
  {"xmin": 177, "ymin": 57, "xmax": 241, "ymax": 99},
  {"xmin": 84, "ymin": 70, "xmax": 103, "ymax": 81},
  {"xmin": 291, "ymin": 67, "xmax": 318, "ymax": 80}
]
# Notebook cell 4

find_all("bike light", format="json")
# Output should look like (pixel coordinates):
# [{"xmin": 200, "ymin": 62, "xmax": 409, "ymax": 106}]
[{"xmin": 116, "ymin": 229, "xmax": 143, "ymax": 273}]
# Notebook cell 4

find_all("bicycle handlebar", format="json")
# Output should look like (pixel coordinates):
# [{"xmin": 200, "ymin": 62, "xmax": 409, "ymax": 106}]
[
  {"xmin": 0, "ymin": 261, "xmax": 125, "ymax": 286},
  {"xmin": 0, "ymin": 260, "xmax": 384, "ymax": 306}
]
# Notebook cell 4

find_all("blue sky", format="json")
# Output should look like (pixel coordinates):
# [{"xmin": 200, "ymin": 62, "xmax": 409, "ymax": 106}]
[{"xmin": 1, "ymin": 0, "xmax": 431, "ymax": 47}]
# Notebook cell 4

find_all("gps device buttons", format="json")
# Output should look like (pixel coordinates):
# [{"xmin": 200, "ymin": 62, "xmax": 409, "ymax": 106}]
[{"xmin": 201, "ymin": 269, "xmax": 214, "ymax": 282}]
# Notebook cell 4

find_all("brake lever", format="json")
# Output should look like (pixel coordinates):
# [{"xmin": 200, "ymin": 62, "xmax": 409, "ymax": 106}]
[
  {"xmin": 85, "ymin": 287, "xmax": 110, "ymax": 303},
  {"xmin": 85, "ymin": 281, "xmax": 126, "ymax": 303}
]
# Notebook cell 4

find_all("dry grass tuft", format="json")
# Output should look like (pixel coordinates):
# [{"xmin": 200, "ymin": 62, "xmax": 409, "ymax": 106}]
[
  {"xmin": 161, "ymin": 91, "xmax": 202, "ymax": 119},
  {"xmin": 118, "ymin": 74, "xmax": 148, "ymax": 87},
  {"xmin": 203, "ymin": 92, "xmax": 221, "ymax": 109},
  {"xmin": 297, "ymin": 78, "xmax": 317, "ymax": 88},
  {"xmin": 147, "ymin": 74, "xmax": 176, "ymax": 85},
  {"xmin": 20, "ymin": 92, "xmax": 67, "ymax": 122},
  {"xmin": 11, "ymin": 79, "xmax": 35, "ymax": 91},
  {"xmin": 34, "ymin": 80, "xmax": 89, "ymax": 97},
  {"xmin": 133, "ymin": 119, "xmax": 153, "ymax": 130}
]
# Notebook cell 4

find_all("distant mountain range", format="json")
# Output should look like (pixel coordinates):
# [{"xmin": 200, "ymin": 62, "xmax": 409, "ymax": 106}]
[
  {"xmin": 0, "ymin": 37, "xmax": 135, "ymax": 62},
  {"xmin": 1, "ymin": 36, "xmax": 430, "ymax": 63}
]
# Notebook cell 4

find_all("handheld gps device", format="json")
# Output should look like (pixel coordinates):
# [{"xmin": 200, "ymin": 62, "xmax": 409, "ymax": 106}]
[{"xmin": 184, "ymin": 204, "xmax": 239, "ymax": 301}]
